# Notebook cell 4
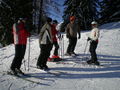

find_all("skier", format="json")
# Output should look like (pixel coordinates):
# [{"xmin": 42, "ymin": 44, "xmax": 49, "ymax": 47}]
[
  {"xmin": 87, "ymin": 21, "xmax": 100, "ymax": 65},
  {"xmin": 65, "ymin": 16, "xmax": 81, "ymax": 56},
  {"xmin": 37, "ymin": 17, "xmax": 53, "ymax": 70},
  {"xmin": 10, "ymin": 18, "xmax": 30, "ymax": 75},
  {"xmin": 48, "ymin": 20, "xmax": 62, "ymax": 62}
]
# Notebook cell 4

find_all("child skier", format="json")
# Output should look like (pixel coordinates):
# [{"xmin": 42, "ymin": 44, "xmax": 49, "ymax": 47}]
[
  {"xmin": 87, "ymin": 21, "xmax": 100, "ymax": 65},
  {"xmin": 48, "ymin": 20, "xmax": 62, "ymax": 62}
]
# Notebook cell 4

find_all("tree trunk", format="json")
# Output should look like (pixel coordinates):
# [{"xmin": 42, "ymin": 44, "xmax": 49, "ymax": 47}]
[{"xmin": 38, "ymin": 0, "xmax": 43, "ymax": 34}]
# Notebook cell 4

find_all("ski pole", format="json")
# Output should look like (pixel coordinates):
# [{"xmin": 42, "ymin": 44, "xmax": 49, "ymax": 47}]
[
  {"xmin": 59, "ymin": 33, "xmax": 63, "ymax": 58},
  {"xmin": 73, "ymin": 40, "xmax": 89, "ymax": 67},
  {"xmin": 27, "ymin": 37, "xmax": 30, "ymax": 71},
  {"xmin": 22, "ymin": 43, "xmax": 26, "ymax": 71},
  {"xmin": 23, "ymin": 59, "xmax": 26, "ymax": 71},
  {"xmin": 58, "ymin": 35, "xmax": 61, "ymax": 57},
  {"xmin": 62, "ymin": 34, "xmax": 64, "ymax": 59},
  {"xmin": 82, "ymin": 40, "xmax": 88, "ymax": 61}
]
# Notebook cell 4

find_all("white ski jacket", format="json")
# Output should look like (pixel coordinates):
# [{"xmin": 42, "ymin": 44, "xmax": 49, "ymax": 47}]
[
  {"xmin": 89, "ymin": 28, "xmax": 100, "ymax": 41},
  {"xmin": 39, "ymin": 22, "xmax": 53, "ymax": 44}
]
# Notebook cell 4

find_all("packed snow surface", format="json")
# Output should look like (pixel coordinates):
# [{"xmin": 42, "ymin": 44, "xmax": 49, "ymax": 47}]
[{"xmin": 0, "ymin": 22, "xmax": 120, "ymax": 90}]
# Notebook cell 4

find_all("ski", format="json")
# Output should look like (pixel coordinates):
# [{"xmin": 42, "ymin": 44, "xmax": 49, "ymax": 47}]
[
  {"xmin": 73, "ymin": 61, "xmax": 106, "ymax": 68},
  {"xmin": 24, "ymin": 74, "xmax": 54, "ymax": 82},
  {"xmin": 30, "ymin": 66, "xmax": 67, "ymax": 76},
  {"xmin": 48, "ymin": 57, "xmax": 64, "ymax": 62},
  {"xmin": 3, "ymin": 71, "xmax": 49, "ymax": 85},
  {"xmin": 55, "ymin": 61, "xmax": 74, "ymax": 65}
]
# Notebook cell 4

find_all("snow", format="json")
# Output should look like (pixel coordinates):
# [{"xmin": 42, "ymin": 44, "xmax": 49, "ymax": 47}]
[{"xmin": 0, "ymin": 22, "xmax": 120, "ymax": 90}]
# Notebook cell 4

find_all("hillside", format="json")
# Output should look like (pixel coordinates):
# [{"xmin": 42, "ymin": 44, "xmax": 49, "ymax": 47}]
[{"xmin": 0, "ymin": 22, "xmax": 120, "ymax": 90}]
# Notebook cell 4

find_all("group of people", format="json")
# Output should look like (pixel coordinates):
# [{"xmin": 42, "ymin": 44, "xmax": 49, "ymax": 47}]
[{"xmin": 10, "ymin": 16, "xmax": 100, "ymax": 75}]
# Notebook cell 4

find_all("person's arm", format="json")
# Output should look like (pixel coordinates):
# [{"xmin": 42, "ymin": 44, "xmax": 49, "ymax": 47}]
[
  {"xmin": 77, "ymin": 25, "xmax": 81, "ymax": 39},
  {"xmin": 39, "ymin": 24, "xmax": 46, "ymax": 42},
  {"xmin": 65, "ymin": 24, "xmax": 70, "ymax": 38}
]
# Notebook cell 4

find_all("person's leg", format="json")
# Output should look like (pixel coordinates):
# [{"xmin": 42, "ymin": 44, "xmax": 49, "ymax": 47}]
[
  {"xmin": 90, "ymin": 41, "xmax": 97, "ymax": 61},
  {"xmin": 43, "ymin": 44, "xmax": 53, "ymax": 68},
  {"xmin": 11, "ymin": 45, "xmax": 22, "ymax": 70},
  {"xmin": 66, "ymin": 38, "xmax": 72, "ymax": 54},
  {"xmin": 88, "ymin": 41, "xmax": 99, "ymax": 65},
  {"xmin": 71, "ymin": 37, "xmax": 77, "ymax": 53},
  {"xmin": 17, "ymin": 45, "xmax": 26, "ymax": 69},
  {"xmin": 53, "ymin": 41, "xmax": 59, "ymax": 56},
  {"xmin": 37, "ymin": 45, "xmax": 46, "ymax": 68},
  {"xmin": 37, "ymin": 44, "xmax": 52, "ymax": 69}
]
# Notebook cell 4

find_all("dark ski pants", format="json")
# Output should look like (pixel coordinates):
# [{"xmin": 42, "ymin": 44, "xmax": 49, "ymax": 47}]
[
  {"xmin": 11, "ymin": 45, "xmax": 26, "ymax": 70},
  {"xmin": 52, "ymin": 41, "xmax": 59, "ymax": 56},
  {"xmin": 67, "ymin": 37, "xmax": 77, "ymax": 53},
  {"xmin": 89, "ymin": 41, "xmax": 98, "ymax": 61},
  {"xmin": 37, "ymin": 44, "xmax": 52, "ymax": 67}
]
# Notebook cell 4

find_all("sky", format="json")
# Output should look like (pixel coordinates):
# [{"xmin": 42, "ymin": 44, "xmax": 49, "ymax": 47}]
[{"xmin": 49, "ymin": 0, "xmax": 65, "ymax": 22}]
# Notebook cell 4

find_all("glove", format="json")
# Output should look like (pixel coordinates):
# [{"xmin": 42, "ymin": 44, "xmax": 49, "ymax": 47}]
[
  {"xmin": 57, "ymin": 33, "xmax": 61, "ymax": 39},
  {"xmin": 87, "ymin": 37, "xmax": 91, "ymax": 41},
  {"xmin": 66, "ymin": 34, "xmax": 70, "ymax": 38}
]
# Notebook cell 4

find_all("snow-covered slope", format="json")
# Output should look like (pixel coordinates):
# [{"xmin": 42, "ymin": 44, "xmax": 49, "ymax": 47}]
[{"xmin": 0, "ymin": 22, "xmax": 120, "ymax": 90}]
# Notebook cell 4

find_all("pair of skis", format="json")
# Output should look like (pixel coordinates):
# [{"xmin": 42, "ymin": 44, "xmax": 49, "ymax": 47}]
[
  {"xmin": 30, "ymin": 66, "xmax": 67, "ymax": 76},
  {"xmin": 2, "ymin": 70, "xmax": 57, "ymax": 85},
  {"xmin": 3, "ymin": 71, "xmax": 47, "ymax": 85},
  {"xmin": 53, "ymin": 60, "xmax": 106, "ymax": 68},
  {"xmin": 5, "ymin": 67, "xmax": 67, "ymax": 84}
]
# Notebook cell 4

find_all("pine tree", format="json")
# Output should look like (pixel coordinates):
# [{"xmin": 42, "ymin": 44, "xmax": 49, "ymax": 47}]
[
  {"xmin": 0, "ymin": 0, "xmax": 32, "ymax": 46},
  {"xmin": 100, "ymin": 0, "xmax": 120, "ymax": 23},
  {"xmin": 63, "ymin": 0, "xmax": 99, "ymax": 30},
  {"xmin": 33, "ymin": 0, "xmax": 61, "ymax": 33}
]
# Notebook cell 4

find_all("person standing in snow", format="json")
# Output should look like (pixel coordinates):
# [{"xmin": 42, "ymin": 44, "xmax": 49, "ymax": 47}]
[
  {"xmin": 87, "ymin": 21, "xmax": 100, "ymax": 65},
  {"xmin": 48, "ymin": 20, "xmax": 61, "ymax": 61},
  {"xmin": 65, "ymin": 16, "xmax": 81, "ymax": 56},
  {"xmin": 37, "ymin": 17, "xmax": 53, "ymax": 70},
  {"xmin": 10, "ymin": 18, "xmax": 30, "ymax": 75}
]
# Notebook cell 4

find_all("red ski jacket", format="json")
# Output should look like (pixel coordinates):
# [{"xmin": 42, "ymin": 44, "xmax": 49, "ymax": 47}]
[
  {"xmin": 12, "ymin": 22, "xmax": 30, "ymax": 45},
  {"xmin": 51, "ymin": 24, "xmax": 58, "ymax": 42}
]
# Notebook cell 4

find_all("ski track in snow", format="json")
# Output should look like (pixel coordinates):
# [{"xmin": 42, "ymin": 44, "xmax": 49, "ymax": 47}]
[{"xmin": 0, "ymin": 22, "xmax": 120, "ymax": 90}]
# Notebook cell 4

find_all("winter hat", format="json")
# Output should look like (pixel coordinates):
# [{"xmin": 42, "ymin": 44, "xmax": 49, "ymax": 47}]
[
  {"xmin": 18, "ymin": 18, "xmax": 27, "ymax": 23},
  {"xmin": 53, "ymin": 20, "xmax": 58, "ymax": 24},
  {"xmin": 70, "ymin": 16, "xmax": 75, "ymax": 21},
  {"xmin": 18, "ymin": 17, "xmax": 27, "ymax": 21},
  {"xmin": 46, "ymin": 17, "xmax": 52, "ymax": 23},
  {"xmin": 91, "ymin": 21, "xmax": 97, "ymax": 25}
]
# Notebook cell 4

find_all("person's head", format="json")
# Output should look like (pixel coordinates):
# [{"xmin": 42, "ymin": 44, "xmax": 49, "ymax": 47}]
[
  {"xmin": 53, "ymin": 20, "xmax": 58, "ymax": 25},
  {"xmin": 91, "ymin": 21, "xmax": 98, "ymax": 28},
  {"xmin": 46, "ymin": 17, "xmax": 52, "ymax": 24},
  {"xmin": 18, "ymin": 18, "xmax": 27, "ymax": 23},
  {"xmin": 70, "ymin": 16, "xmax": 75, "ymax": 23}
]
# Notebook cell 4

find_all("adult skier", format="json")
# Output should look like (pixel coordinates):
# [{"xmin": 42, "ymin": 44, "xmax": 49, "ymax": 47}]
[
  {"xmin": 37, "ymin": 17, "xmax": 53, "ymax": 70},
  {"xmin": 87, "ymin": 21, "xmax": 100, "ymax": 65},
  {"xmin": 65, "ymin": 16, "xmax": 81, "ymax": 56},
  {"xmin": 10, "ymin": 18, "xmax": 30, "ymax": 75}
]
